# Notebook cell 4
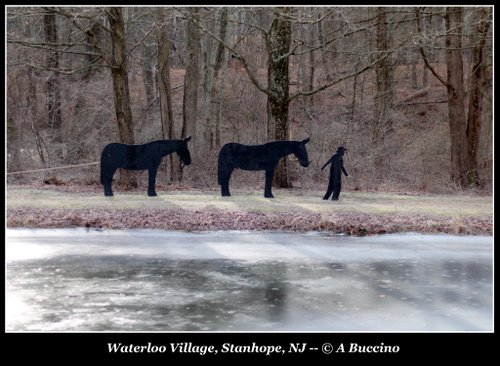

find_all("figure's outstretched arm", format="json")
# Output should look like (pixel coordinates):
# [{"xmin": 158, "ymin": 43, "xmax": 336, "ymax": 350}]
[
  {"xmin": 342, "ymin": 166, "xmax": 349, "ymax": 176},
  {"xmin": 321, "ymin": 158, "xmax": 333, "ymax": 171}
]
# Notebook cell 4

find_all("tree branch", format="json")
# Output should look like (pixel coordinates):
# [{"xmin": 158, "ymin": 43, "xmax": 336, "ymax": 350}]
[
  {"xmin": 290, "ymin": 15, "xmax": 394, "ymax": 58},
  {"xmin": 43, "ymin": 7, "xmax": 110, "ymax": 65},
  {"xmin": 265, "ymin": 8, "xmax": 335, "ymax": 25},
  {"xmin": 416, "ymin": 7, "xmax": 448, "ymax": 88},
  {"xmin": 50, "ymin": 7, "xmax": 112, "ymax": 34},
  {"xmin": 7, "ymin": 39, "xmax": 102, "ymax": 58},
  {"xmin": 124, "ymin": 24, "xmax": 156, "ymax": 61},
  {"xmin": 176, "ymin": 7, "xmax": 271, "ymax": 97},
  {"xmin": 225, "ymin": 16, "xmax": 268, "ymax": 34},
  {"xmin": 398, "ymin": 100, "xmax": 448, "ymax": 106},
  {"xmin": 27, "ymin": 57, "xmax": 106, "ymax": 75},
  {"xmin": 272, "ymin": 39, "xmax": 303, "ymax": 63},
  {"xmin": 290, "ymin": 33, "xmax": 413, "ymax": 101}
]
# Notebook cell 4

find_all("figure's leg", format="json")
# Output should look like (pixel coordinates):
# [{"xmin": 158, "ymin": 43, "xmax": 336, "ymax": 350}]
[
  {"xmin": 332, "ymin": 182, "xmax": 341, "ymax": 200},
  {"xmin": 103, "ymin": 166, "xmax": 117, "ymax": 196},
  {"xmin": 323, "ymin": 176, "xmax": 334, "ymax": 200},
  {"xmin": 264, "ymin": 168, "xmax": 275, "ymax": 198},
  {"xmin": 148, "ymin": 166, "xmax": 158, "ymax": 196},
  {"xmin": 221, "ymin": 168, "xmax": 233, "ymax": 197},
  {"xmin": 337, "ymin": 182, "xmax": 343, "ymax": 200}
]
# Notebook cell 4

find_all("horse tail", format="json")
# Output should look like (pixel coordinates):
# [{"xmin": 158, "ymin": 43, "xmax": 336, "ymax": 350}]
[
  {"xmin": 217, "ymin": 144, "xmax": 230, "ymax": 185},
  {"xmin": 100, "ymin": 156, "xmax": 106, "ymax": 185},
  {"xmin": 217, "ymin": 148, "xmax": 224, "ymax": 185},
  {"xmin": 100, "ymin": 145, "xmax": 110, "ymax": 185}
]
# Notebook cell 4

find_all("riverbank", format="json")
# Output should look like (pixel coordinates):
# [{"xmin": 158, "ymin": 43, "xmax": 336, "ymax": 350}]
[{"xmin": 6, "ymin": 186, "xmax": 492, "ymax": 235}]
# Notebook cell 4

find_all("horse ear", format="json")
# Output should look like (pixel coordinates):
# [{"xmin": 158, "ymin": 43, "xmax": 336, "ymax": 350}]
[
  {"xmin": 302, "ymin": 137, "xmax": 310, "ymax": 144},
  {"xmin": 184, "ymin": 136, "xmax": 192, "ymax": 143}
]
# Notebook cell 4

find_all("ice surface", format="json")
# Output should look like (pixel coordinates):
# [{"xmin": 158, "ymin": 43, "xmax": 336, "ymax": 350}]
[{"xmin": 6, "ymin": 229, "xmax": 493, "ymax": 332}]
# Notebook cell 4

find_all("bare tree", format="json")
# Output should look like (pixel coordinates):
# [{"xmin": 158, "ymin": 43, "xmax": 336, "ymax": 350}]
[
  {"xmin": 372, "ymin": 7, "xmax": 394, "ymax": 144},
  {"xmin": 198, "ymin": 8, "xmax": 231, "ymax": 152},
  {"xmin": 27, "ymin": 67, "xmax": 47, "ymax": 165},
  {"xmin": 444, "ymin": 8, "xmax": 470, "ymax": 186},
  {"xmin": 212, "ymin": 8, "xmax": 230, "ymax": 150},
  {"xmin": 267, "ymin": 7, "xmax": 293, "ymax": 187},
  {"xmin": 155, "ymin": 7, "xmax": 178, "ymax": 182},
  {"xmin": 418, "ymin": 7, "xmax": 492, "ymax": 187},
  {"xmin": 142, "ymin": 41, "xmax": 156, "ymax": 105},
  {"xmin": 43, "ymin": 8, "xmax": 62, "ymax": 149},
  {"xmin": 181, "ymin": 7, "xmax": 200, "ymax": 178},
  {"xmin": 82, "ymin": 20, "xmax": 102, "ymax": 80},
  {"xmin": 106, "ymin": 7, "xmax": 137, "ymax": 185},
  {"xmin": 214, "ymin": 8, "xmax": 229, "ymax": 78},
  {"xmin": 317, "ymin": 9, "xmax": 331, "ymax": 82},
  {"xmin": 200, "ymin": 9, "xmax": 219, "ymax": 151},
  {"xmin": 466, "ymin": 7, "xmax": 491, "ymax": 185}
]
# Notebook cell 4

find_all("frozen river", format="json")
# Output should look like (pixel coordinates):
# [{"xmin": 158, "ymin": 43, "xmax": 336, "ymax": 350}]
[{"xmin": 6, "ymin": 229, "xmax": 493, "ymax": 332}]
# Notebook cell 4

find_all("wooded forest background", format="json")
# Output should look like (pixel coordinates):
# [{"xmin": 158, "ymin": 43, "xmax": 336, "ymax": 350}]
[{"xmin": 6, "ymin": 6, "xmax": 493, "ymax": 193}]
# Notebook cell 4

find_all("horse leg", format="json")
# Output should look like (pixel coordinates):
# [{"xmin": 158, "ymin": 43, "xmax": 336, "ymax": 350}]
[
  {"xmin": 148, "ymin": 166, "xmax": 158, "ymax": 196},
  {"xmin": 103, "ymin": 166, "xmax": 117, "ymax": 197},
  {"xmin": 264, "ymin": 168, "xmax": 275, "ymax": 198},
  {"xmin": 220, "ymin": 168, "xmax": 232, "ymax": 197}
]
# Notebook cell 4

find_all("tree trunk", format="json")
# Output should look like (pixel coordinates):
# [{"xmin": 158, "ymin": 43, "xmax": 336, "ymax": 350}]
[
  {"xmin": 7, "ymin": 114, "xmax": 21, "ymax": 172},
  {"xmin": 214, "ymin": 8, "xmax": 228, "ymax": 77},
  {"xmin": 267, "ymin": 7, "xmax": 292, "ymax": 188},
  {"xmin": 143, "ymin": 43, "xmax": 155, "ymax": 105},
  {"xmin": 155, "ymin": 8, "xmax": 177, "ymax": 182},
  {"xmin": 27, "ymin": 68, "xmax": 46, "ymax": 165},
  {"xmin": 181, "ymin": 7, "xmax": 200, "ymax": 180},
  {"xmin": 203, "ymin": 8, "xmax": 230, "ymax": 151},
  {"xmin": 213, "ymin": 8, "xmax": 229, "ymax": 150},
  {"xmin": 479, "ymin": 64, "xmax": 492, "ymax": 185},
  {"xmin": 422, "ymin": 61, "xmax": 428, "ymax": 87},
  {"xmin": 107, "ymin": 7, "xmax": 137, "ymax": 186},
  {"xmin": 83, "ymin": 21, "xmax": 101, "ymax": 80},
  {"xmin": 44, "ymin": 10, "xmax": 62, "ymax": 148},
  {"xmin": 444, "ymin": 7, "xmax": 472, "ymax": 187},
  {"xmin": 350, "ymin": 57, "xmax": 362, "ymax": 124},
  {"xmin": 411, "ymin": 48, "xmax": 418, "ymax": 88},
  {"xmin": 373, "ymin": 7, "xmax": 394, "ymax": 145},
  {"xmin": 422, "ymin": 8, "xmax": 432, "ymax": 87},
  {"xmin": 307, "ymin": 20, "xmax": 316, "ymax": 107},
  {"xmin": 201, "ymin": 13, "xmax": 219, "ymax": 151},
  {"xmin": 465, "ymin": 7, "xmax": 491, "ymax": 186},
  {"xmin": 317, "ymin": 10, "xmax": 331, "ymax": 82}
]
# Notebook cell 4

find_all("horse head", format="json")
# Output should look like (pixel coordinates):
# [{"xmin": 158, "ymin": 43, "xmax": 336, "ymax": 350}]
[
  {"xmin": 177, "ymin": 136, "xmax": 192, "ymax": 166},
  {"xmin": 295, "ymin": 138, "xmax": 311, "ymax": 167}
]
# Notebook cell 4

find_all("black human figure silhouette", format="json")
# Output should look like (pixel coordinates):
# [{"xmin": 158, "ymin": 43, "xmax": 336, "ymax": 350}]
[
  {"xmin": 217, "ymin": 139, "xmax": 310, "ymax": 198},
  {"xmin": 100, "ymin": 137, "xmax": 192, "ymax": 197},
  {"xmin": 321, "ymin": 146, "xmax": 349, "ymax": 200}
]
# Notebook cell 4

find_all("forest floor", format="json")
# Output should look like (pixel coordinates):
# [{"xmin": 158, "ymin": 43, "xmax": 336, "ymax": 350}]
[{"xmin": 6, "ymin": 184, "xmax": 492, "ymax": 236}]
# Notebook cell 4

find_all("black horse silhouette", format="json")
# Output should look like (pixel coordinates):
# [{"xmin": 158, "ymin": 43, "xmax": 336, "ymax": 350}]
[
  {"xmin": 217, "ymin": 138, "xmax": 310, "ymax": 198},
  {"xmin": 100, "ymin": 137, "xmax": 192, "ymax": 197}
]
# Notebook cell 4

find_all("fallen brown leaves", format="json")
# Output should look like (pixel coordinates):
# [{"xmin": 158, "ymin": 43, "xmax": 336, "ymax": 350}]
[{"xmin": 6, "ymin": 207, "xmax": 492, "ymax": 236}]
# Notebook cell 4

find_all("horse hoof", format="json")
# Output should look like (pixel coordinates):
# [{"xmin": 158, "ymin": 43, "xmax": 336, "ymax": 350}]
[
  {"xmin": 265, "ymin": 195, "xmax": 274, "ymax": 199},
  {"xmin": 148, "ymin": 192, "xmax": 157, "ymax": 197},
  {"xmin": 105, "ymin": 193, "xmax": 114, "ymax": 197},
  {"xmin": 222, "ymin": 193, "xmax": 231, "ymax": 197}
]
